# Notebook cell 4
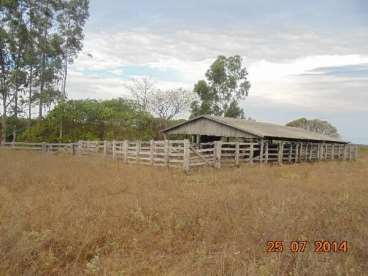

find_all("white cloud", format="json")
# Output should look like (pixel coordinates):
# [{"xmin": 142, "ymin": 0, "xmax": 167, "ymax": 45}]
[
  {"xmin": 68, "ymin": 28, "xmax": 368, "ymax": 114},
  {"xmin": 246, "ymin": 54, "xmax": 368, "ymax": 112}
]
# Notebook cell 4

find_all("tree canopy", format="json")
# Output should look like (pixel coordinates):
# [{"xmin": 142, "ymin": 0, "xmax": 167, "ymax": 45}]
[
  {"xmin": 19, "ymin": 98, "xmax": 161, "ymax": 142},
  {"xmin": 190, "ymin": 55, "xmax": 250, "ymax": 118},
  {"xmin": 0, "ymin": 0, "xmax": 89, "ymax": 142}
]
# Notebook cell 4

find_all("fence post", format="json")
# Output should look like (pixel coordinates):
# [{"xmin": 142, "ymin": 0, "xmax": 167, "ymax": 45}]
[
  {"xmin": 249, "ymin": 142, "xmax": 254, "ymax": 165},
  {"xmin": 112, "ymin": 140, "xmax": 116, "ymax": 160},
  {"xmin": 42, "ymin": 142, "xmax": 47, "ymax": 153},
  {"xmin": 259, "ymin": 140, "xmax": 264, "ymax": 164},
  {"xmin": 295, "ymin": 143, "xmax": 299, "ymax": 163},
  {"xmin": 150, "ymin": 140, "xmax": 154, "ymax": 165},
  {"xmin": 183, "ymin": 139, "xmax": 190, "ymax": 172},
  {"xmin": 103, "ymin": 140, "xmax": 107, "ymax": 156},
  {"xmin": 235, "ymin": 142, "xmax": 240, "ymax": 167},
  {"xmin": 123, "ymin": 140, "xmax": 128, "ymax": 163},
  {"xmin": 136, "ymin": 141, "xmax": 141, "ymax": 164},
  {"xmin": 265, "ymin": 141, "xmax": 269, "ymax": 164},
  {"xmin": 215, "ymin": 141, "xmax": 222, "ymax": 168},
  {"xmin": 164, "ymin": 140, "xmax": 169, "ymax": 167},
  {"xmin": 278, "ymin": 141, "xmax": 284, "ymax": 165}
]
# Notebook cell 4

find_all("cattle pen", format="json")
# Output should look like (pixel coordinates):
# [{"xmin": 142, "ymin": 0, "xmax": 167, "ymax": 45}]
[
  {"xmin": 0, "ymin": 138, "xmax": 358, "ymax": 172},
  {"xmin": 0, "ymin": 115, "xmax": 359, "ymax": 172}
]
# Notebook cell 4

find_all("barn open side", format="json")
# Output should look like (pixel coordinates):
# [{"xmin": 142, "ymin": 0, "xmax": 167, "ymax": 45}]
[{"xmin": 161, "ymin": 115, "xmax": 358, "ymax": 168}]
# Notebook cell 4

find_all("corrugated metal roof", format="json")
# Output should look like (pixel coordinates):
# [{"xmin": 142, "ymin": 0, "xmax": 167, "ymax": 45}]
[{"xmin": 163, "ymin": 115, "xmax": 346, "ymax": 143}]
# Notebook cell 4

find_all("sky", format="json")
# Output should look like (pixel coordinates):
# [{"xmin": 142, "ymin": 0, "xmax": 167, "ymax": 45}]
[{"xmin": 67, "ymin": 0, "xmax": 368, "ymax": 144}]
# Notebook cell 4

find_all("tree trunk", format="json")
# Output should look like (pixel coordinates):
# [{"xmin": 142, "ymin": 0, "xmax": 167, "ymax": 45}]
[
  {"xmin": 28, "ymin": 65, "xmax": 33, "ymax": 127},
  {"xmin": 12, "ymin": 86, "xmax": 18, "ymax": 143},
  {"xmin": 1, "ymin": 102, "xmax": 6, "ymax": 143},
  {"xmin": 0, "ymin": 49, "xmax": 7, "ymax": 143},
  {"xmin": 38, "ymin": 50, "xmax": 46, "ymax": 120},
  {"xmin": 62, "ymin": 54, "xmax": 68, "ymax": 100},
  {"xmin": 38, "ymin": 0, "xmax": 49, "ymax": 120},
  {"xmin": 59, "ymin": 118, "xmax": 63, "ymax": 141}
]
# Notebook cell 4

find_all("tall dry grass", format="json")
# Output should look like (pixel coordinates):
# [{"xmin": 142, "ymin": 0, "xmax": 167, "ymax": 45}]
[{"xmin": 0, "ymin": 149, "xmax": 367, "ymax": 275}]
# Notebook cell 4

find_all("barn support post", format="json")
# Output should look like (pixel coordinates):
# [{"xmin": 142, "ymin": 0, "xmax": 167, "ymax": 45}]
[
  {"xmin": 265, "ymin": 141, "xmax": 269, "ymax": 164},
  {"xmin": 112, "ymin": 140, "xmax": 117, "ymax": 160},
  {"xmin": 316, "ymin": 144, "xmax": 320, "ymax": 160},
  {"xmin": 331, "ymin": 144, "xmax": 335, "ymax": 160},
  {"xmin": 183, "ymin": 139, "xmax": 190, "ymax": 172},
  {"xmin": 321, "ymin": 144, "xmax": 324, "ymax": 160},
  {"xmin": 300, "ymin": 143, "xmax": 303, "ymax": 161},
  {"xmin": 317, "ymin": 144, "xmax": 321, "ymax": 161},
  {"xmin": 348, "ymin": 144, "xmax": 352, "ymax": 161},
  {"xmin": 295, "ymin": 143, "xmax": 299, "ymax": 163},
  {"xmin": 214, "ymin": 141, "xmax": 222, "ymax": 168},
  {"xmin": 288, "ymin": 143, "xmax": 292, "ymax": 163},
  {"xmin": 260, "ymin": 139, "xmax": 264, "ymax": 164},
  {"xmin": 326, "ymin": 144, "xmax": 330, "ymax": 160},
  {"xmin": 318, "ymin": 143, "xmax": 321, "ymax": 160},
  {"xmin": 304, "ymin": 143, "xmax": 307, "ymax": 161},
  {"xmin": 235, "ymin": 142, "xmax": 240, "ymax": 167},
  {"xmin": 304, "ymin": 143, "xmax": 308, "ymax": 161},
  {"xmin": 325, "ymin": 144, "xmax": 329, "ymax": 160},
  {"xmin": 321, "ymin": 144, "xmax": 325, "ymax": 160}
]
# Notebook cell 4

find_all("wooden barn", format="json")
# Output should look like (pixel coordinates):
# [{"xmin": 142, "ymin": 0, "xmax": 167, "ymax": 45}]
[{"xmin": 162, "ymin": 115, "xmax": 358, "ymax": 168}]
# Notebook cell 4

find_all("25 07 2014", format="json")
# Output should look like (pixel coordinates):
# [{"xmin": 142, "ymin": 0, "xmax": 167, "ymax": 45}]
[{"xmin": 266, "ymin": 240, "xmax": 348, "ymax": 253}]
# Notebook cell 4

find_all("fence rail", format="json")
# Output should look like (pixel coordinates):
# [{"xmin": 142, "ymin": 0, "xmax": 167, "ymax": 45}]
[{"xmin": 0, "ymin": 140, "xmax": 359, "ymax": 172}]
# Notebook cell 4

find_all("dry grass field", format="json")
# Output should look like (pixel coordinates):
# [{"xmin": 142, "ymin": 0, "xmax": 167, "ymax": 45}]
[{"xmin": 0, "ymin": 148, "xmax": 368, "ymax": 275}]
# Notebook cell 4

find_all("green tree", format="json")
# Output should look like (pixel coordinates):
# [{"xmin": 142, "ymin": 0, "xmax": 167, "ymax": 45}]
[
  {"xmin": 20, "ymin": 99, "xmax": 159, "ymax": 142},
  {"xmin": 286, "ymin": 118, "xmax": 340, "ymax": 138},
  {"xmin": 57, "ymin": 0, "xmax": 89, "ymax": 99},
  {"xmin": 0, "ymin": 0, "xmax": 28, "ymax": 142},
  {"xmin": 0, "ymin": 0, "xmax": 89, "ymax": 142},
  {"xmin": 0, "ymin": 2, "xmax": 12, "ymax": 142},
  {"xmin": 191, "ymin": 55, "xmax": 250, "ymax": 118}
]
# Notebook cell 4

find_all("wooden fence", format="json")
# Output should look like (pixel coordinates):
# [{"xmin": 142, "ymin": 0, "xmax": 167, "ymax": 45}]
[{"xmin": 0, "ymin": 140, "xmax": 359, "ymax": 172}]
